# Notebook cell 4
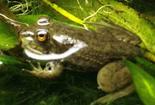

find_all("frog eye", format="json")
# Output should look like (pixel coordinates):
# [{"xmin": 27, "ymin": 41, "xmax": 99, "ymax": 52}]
[
  {"xmin": 36, "ymin": 29, "xmax": 49, "ymax": 42},
  {"xmin": 37, "ymin": 17, "xmax": 50, "ymax": 26}
]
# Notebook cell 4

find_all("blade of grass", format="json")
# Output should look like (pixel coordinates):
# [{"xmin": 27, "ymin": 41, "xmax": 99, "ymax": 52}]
[
  {"xmin": 42, "ymin": 0, "xmax": 84, "ymax": 25},
  {"xmin": 0, "ymin": 55, "xmax": 21, "ymax": 65},
  {"xmin": 125, "ymin": 60, "xmax": 155, "ymax": 105},
  {"xmin": 135, "ymin": 57, "xmax": 155, "ymax": 71}
]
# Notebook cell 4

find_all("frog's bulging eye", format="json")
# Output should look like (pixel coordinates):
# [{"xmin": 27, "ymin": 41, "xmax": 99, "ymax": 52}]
[
  {"xmin": 36, "ymin": 30, "xmax": 49, "ymax": 42},
  {"xmin": 37, "ymin": 17, "xmax": 50, "ymax": 26}
]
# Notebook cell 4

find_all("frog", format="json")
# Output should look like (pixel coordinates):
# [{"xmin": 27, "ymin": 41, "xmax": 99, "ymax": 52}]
[
  {"xmin": 0, "ymin": 10, "xmax": 143, "ymax": 104},
  {"xmin": 18, "ymin": 16, "xmax": 143, "ymax": 104}
]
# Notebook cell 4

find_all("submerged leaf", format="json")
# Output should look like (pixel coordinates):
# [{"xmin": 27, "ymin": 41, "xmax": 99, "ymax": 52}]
[
  {"xmin": 17, "ymin": 15, "xmax": 48, "ymax": 25},
  {"xmin": 125, "ymin": 60, "xmax": 155, "ymax": 105},
  {"xmin": 42, "ymin": 0, "xmax": 84, "ymax": 25},
  {"xmin": 45, "ymin": 0, "xmax": 155, "ymax": 54},
  {"xmin": 135, "ymin": 57, "xmax": 155, "ymax": 76},
  {"xmin": 0, "ymin": 55, "xmax": 21, "ymax": 65},
  {"xmin": 97, "ymin": 0, "xmax": 155, "ymax": 54},
  {"xmin": 0, "ymin": 15, "xmax": 47, "ymax": 50},
  {"xmin": 0, "ymin": 21, "xmax": 18, "ymax": 50}
]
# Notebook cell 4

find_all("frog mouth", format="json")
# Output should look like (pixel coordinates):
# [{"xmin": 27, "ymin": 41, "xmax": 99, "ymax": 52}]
[{"xmin": 24, "ymin": 36, "xmax": 87, "ymax": 60}]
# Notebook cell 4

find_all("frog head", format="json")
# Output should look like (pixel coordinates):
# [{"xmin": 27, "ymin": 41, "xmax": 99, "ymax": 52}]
[
  {"xmin": 19, "ymin": 17, "xmax": 87, "ymax": 61},
  {"xmin": 19, "ymin": 16, "xmax": 88, "ymax": 78},
  {"xmin": 19, "ymin": 17, "xmax": 65, "ymax": 78},
  {"xmin": 19, "ymin": 17, "xmax": 54, "ymax": 55}
]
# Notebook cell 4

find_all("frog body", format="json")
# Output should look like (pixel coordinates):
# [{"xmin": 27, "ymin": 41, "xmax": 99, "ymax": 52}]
[
  {"xmin": 20, "ymin": 17, "xmax": 142, "ymax": 72},
  {"xmin": 19, "ymin": 17, "xmax": 143, "ymax": 104},
  {"xmin": 54, "ymin": 25, "xmax": 140, "ymax": 71}
]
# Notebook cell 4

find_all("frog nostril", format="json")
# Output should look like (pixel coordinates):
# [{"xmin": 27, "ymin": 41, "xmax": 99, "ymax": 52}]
[{"xmin": 48, "ymin": 67, "xmax": 52, "ymax": 70}]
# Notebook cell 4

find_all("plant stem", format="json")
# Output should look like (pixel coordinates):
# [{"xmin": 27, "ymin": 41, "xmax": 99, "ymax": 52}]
[{"xmin": 42, "ymin": 0, "xmax": 84, "ymax": 25}]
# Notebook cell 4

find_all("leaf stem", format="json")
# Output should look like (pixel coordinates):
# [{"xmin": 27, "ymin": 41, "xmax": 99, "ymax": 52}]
[
  {"xmin": 42, "ymin": 0, "xmax": 84, "ymax": 25},
  {"xmin": 144, "ymin": 52, "xmax": 155, "ymax": 63}
]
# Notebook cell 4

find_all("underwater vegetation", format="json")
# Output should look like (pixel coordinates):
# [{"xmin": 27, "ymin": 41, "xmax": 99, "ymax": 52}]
[{"xmin": 0, "ymin": 0, "xmax": 155, "ymax": 105}]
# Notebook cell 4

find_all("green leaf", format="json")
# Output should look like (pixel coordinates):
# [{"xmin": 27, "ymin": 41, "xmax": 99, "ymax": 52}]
[
  {"xmin": 17, "ymin": 15, "xmax": 48, "ymax": 25},
  {"xmin": 0, "ymin": 55, "xmax": 21, "ymax": 65},
  {"xmin": 0, "ymin": 15, "xmax": 48, "ymax": 50},
  {"xmin": 0, "ymin": 21, "xmax": 18, "ymax": 50},
  {"xmin": 96, "ymin": 0, "xmax": 155, "ymax": 54},
  {"xmin": 135, "ymin": 57, "xmax": 155, "ymax": 75},
  {"xmin": 125, "ymin": 60, "xmax": 155, "ymax": 105},
  {"xmin": 45, "ymin": 0, "xmax": 155, "ymax": 54},
  {"xmin": 42, "ymin": 0, "xmax": 84, "ymax": 25}
]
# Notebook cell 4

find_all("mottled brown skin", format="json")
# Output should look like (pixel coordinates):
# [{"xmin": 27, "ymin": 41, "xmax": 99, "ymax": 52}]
[
  {"xmin": 51, "ymin": 23, "xmax": 141, "ymax": 71},
  {"xmin": 20, "ymin": 21, "xmax": 142, "ymax": 72}
]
